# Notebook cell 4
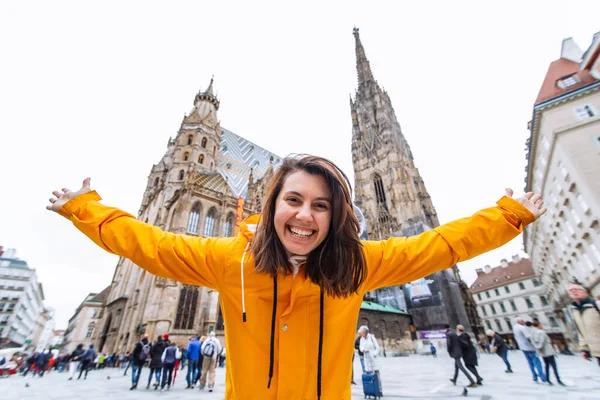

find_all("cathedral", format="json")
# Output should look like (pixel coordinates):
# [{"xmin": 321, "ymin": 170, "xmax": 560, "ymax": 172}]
[{"xmin": 92, "ymin": 30, "xmax": 479, "ymax": 354}]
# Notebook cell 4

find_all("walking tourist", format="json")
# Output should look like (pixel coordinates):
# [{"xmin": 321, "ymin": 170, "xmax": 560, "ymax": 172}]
[
  {"xmin": 160, "ymin": 341, "xmax": 179, "ymax": 391},
  {"xmin": 513, "ymin": 318, "xmax": 547, "ymax": 383},
  {"xmin": 530, "ymin": 321, "xmax": 565, "ymax": 386},
  {"xmin": 457, "ymin": 325, "xmax": 483, "ymax": 385},
  {"xmin": 199, "ymin": 331, "xmax": 222, "ymax": 392},
  {"xmin": 68, "ymin": 344, "xmax": 84, "ymax": 380},
  {"xmin": 185, "ymin": 336, "xmax": 201, "ymax": 389},
  {"xmin": 568, "ymin": 282, "xmax": 600, "ymax": 366},
  {"xmin": 446, "ymin": 324, "xmax": 477, "ymax": 388},
  {"xmin": 147, "ymin": 335, "xmax": 166, "ymax": 389},
  {"xmin": 47, "ymin": 155, "xmax": 547, "ymax": 398},
  {"xmin": 487, "ymin": 329, "xmax": 512, "ymax": 373},
  {"xmin": 78, "ymin": 344, "xmax": 96, "ymax": 380},
  {"xmin": 358, "ymin": 325, "xmax": 383, "ymax": 396},
  {"xmin": 130, "ymin": 336, "xmax": 151, "ymax": 390}
]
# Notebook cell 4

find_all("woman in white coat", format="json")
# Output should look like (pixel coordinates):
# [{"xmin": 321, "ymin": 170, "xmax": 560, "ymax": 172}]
[{"xmin": 358, "ymin": 325, "xmax": 382, "ymax": 394}]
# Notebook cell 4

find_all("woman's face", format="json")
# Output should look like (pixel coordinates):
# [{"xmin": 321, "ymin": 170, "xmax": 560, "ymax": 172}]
[{"xmin": 274, "ymin": 170, "xmax": 332, "ymax": 256}]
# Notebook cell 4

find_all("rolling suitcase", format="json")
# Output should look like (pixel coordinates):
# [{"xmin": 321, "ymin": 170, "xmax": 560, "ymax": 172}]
[{"xmin": 362, "ymin": 372, "xmax": 380, "ymax": 399}]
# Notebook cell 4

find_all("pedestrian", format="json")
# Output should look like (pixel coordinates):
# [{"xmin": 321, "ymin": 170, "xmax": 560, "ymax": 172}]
[
  {"xmin": 160, "ymin": 341, "xmax": 179, "ymax": 391},
  {"xmin": 487, "ymin": 329, "xmax": 512, "ymax": 373},
  {"xmin": 568, "ymin": 282, "xmax": 600, "ymax": 366},
  {"xmin": 219, "ymin": 347, "xmax": 226, "ymax": 368},
  {"xmin": 199, "ymin": 331, "xmax": 222, "ymax": 392},
  {"xmin": 513, "ymin": 317, "xmax": 547, "ymax": 383},
  {"xmin": 530, "ymin": 321, "xmax": 565, "ymax": 386},
  {"xmin": 457, "ymin": 325, "xmax": 483, "ymax": 385},
  {"xmin": 22, "ymin": 352, "xmax": 36, "ymax": 376},
  {"xmin": 446, "ymin": 325, "xmax": 477, "ymax": 388},
  {"xmin": 358, "ymin": 325, "xmax": 383, "ymax": 396},
  {"xmin": 68, "ymin": 344, "xmax": 85, "ymax": 381},
  {"xmin": 147, "ymin": 335, "xmax": 166, "ymax": 389},
  {"xmin": 185, "ymin": 336, "xmax": 201, "ymax": 389},
  {"xmin": 122, "ymin": 352, "xmax": 131, "ymax": 375},
  {"xmin": 130, "ymin": 336, "xmax": 151, "ymax": 390},
  {"xmin": 179, "ymin": 346, "xmax": 187, "ymax": 370},
  {"xmin": 78, "ymin": 344, "xmax": 96, "ymax": 380},
  {"xmin": 47, "ymin": 156, "xmax": 547, "ymax": 399},
  {"xmin": 430, "ymin": 343, "xmax": 437, "ymax": 358}
]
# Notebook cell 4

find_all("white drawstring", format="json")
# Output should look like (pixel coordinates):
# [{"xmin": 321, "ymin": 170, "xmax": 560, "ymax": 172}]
[{"xmin": 241, "ymin": 241, "xmax": 250, "ymax": 322}]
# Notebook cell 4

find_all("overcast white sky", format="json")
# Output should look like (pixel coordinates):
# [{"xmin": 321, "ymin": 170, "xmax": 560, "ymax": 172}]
[{"xmin": 1, "ymin": 1, "xmax": 598, "ymax": 329}]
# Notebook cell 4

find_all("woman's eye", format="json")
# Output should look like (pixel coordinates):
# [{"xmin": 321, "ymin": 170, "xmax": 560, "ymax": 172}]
[
  {"xmin": 286, "ymin": 197, "xmax": 299, "ymax": 204},
  {"xmin": 315, "ymin": 203, "xmax": 328, "ymax": 210}
]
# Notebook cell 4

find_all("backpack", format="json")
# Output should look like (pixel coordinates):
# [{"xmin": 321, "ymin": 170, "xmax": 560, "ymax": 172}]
[
  {"xmin": 138, "ymin": 342, "xmax": 151, "ymax": 362},
  {"xmin": 202, "ymin": 340, "xmax": 215, "ymax": 357}
]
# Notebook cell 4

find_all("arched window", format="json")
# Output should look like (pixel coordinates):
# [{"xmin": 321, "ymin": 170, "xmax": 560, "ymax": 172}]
[
  {"xmin": 153, "ymin": 177, "xmax": 159, "ymax": 187},
  {"xmin": 184, "ymin": 152, "xmax": 189, "ymax": 161},
  {"xmin": 86, "ymin": 322, "xmax": 96, "ymax": 338},
  {"xmin": 204, "ymin": 209, "xmax": 216, "ymax": 237},
  {"xmin": 201, "ymin": 137, "xmax": 207, "ymax": 148},
  {"xmin": 210, "ymin": 161, "xmax": 213, "ymax": 170},
  {"xmin": 187, "ymin": 204, "xmax": 200, "ymax": 234},
  {"xmin": 187, "ymin": 135, "xmax": 193, "ymax": 145},
  {"xmin": 213, "ymin": 146, "xmax": 216, "ymax": 157},
  {"xmin": 174, "ymin": 285, "xmax": 199, "ymax": 330},
  {"xmin": 198, "ymin": 154, "xmax": 204, "ymax": 164},
  {"xmin": 373, "ymin": 174, "xmax": 387, "ymax": 206},
  {"xmin": 224, "ymin": 214, "xmax": 234, "ymax": 237},
  {"xmin": 178, "ymin": 170, "xmax": 185, "ymax": 180}
]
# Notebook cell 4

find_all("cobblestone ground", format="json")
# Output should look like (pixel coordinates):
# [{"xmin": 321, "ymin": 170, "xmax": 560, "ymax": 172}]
[{"xmin": 2, "ymin": 352, "xmax": 600, "ymax": 399}]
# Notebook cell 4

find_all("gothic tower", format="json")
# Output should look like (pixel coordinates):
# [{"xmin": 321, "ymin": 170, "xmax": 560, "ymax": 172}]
[
  {"xmin": 94, "ymin": 79, "xmax": 247, "ymax": 353},
  {"xmin": 350, "ymin": 29, "xmax": 476, "ymax": 334},
  {"xmin": 350, "ymin": 28, "xmax": 438, "ymax": 240}
]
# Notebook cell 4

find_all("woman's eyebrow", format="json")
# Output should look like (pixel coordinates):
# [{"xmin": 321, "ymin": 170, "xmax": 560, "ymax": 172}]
[{"xmin": 284, "ymin": 191, "xmax": 331, "ymax": 202}]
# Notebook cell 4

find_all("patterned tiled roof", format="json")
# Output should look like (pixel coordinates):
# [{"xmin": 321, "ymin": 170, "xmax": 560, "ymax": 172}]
[
  {"xmin": 193, "ymin": 172, "xmax": 230, "ymax": 194},
  {"xmin": 217, "ymin": 128, "xmax": 282, "ymax": 198}
]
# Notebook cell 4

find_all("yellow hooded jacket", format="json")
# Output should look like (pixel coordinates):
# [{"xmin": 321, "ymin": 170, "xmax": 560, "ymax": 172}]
[{"xmin": 59, "ymin": 191, "xmax": 534, "ymax": 399}]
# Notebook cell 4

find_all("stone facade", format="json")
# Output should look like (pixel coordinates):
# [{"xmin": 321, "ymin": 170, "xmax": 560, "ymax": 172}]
[
  {"xmin": 92, "ymin": 80, "xmax": 278, "ymax": 354},
  {"xmin": 62, "ymin": 288, "xmax": 108, "ymax": 353},
  {"xmin": 350, "ymin": 28, "xmax": 477, "ymax": 336}
]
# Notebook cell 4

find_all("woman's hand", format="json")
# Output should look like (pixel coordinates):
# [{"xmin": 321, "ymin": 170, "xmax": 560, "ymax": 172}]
[
  {"xmin": 505, "ymin": 188, "xmax": 547, "ymax": 220},
  {"xmin": 46, "ymin": 178, "xmax": 92, "ymax": 213}
]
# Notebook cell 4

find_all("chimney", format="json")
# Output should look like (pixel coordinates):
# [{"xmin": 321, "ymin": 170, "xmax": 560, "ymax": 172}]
[
  {"xmin": 475, "ymin": 268, "xmax": 484, "ymax": 276},
  {"xmin": 501, "ymin": 259, "xmax": 509, "ymax": 268},
  {"xmin": 512, "ymin": 254, "xmax": 521, "ymax": 263},
  {"xmin": 484, "ymin": 265, "xmax": 492, "ymax": 274},
  {"xmin": 560, "ymin": 37, "xmax": 583, "ymax": 63}
]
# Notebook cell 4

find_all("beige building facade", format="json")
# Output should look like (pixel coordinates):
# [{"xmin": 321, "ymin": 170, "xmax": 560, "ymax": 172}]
[
  {"xmin": 524, "ymin": 34, "xmax": 600, "ymax": 322},
  {"xmin": 62, "ymin": 288, "xmax": 108, "ymax": 353}
]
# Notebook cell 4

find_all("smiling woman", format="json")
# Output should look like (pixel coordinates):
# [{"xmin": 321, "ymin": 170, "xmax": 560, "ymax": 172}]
[{"xmin": 47, "ymin": 154, "xmax": 546, "ymax": 399}]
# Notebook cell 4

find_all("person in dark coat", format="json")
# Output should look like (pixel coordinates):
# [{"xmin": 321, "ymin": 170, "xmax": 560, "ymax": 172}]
[
  {"xmin": 446, "ymin": 324, "xmax": 476, "ymax": 387},
  {"xmin": 458, "ymin": 325, "xmax": 483, "ymax": 385},
  {"xmin": 147, "ymin": 335, "xmax": 166, "ymax": 389},
  {"xmin": 78, "ymin": 344, "xmax": 96, "ymax": 380},
  {"xmin": 130, "ymin": 336, "xmax": 151, "ymax": 390},
  {"xmin": 487, "ymin": 329, "xmax": 513, "ymax": 373}
]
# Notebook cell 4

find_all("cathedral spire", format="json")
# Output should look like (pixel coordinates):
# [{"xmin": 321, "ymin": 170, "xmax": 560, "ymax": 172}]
[
  {"xmin": 353, "ymin": 27, "xmax": 374, "ymax": 86},
  {"xmin": 206, "ymin": 75, "xmax": 214, "ymax": 96}
]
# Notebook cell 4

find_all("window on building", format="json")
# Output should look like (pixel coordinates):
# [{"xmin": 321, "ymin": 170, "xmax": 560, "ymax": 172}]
[
  {"xmin": 510, "ymin": 300, "xmax": 517, "ymax": 311},
  {"xmin": 486, "ymin": 291, "xmax": 491, "ymax": 299},
  {"xmin": 184, "ymin": 152, "xmax": 189, "ymax": 161},
  {"xmin": 505, "ymin": 286, "xmax": 510, "ymax": 294},
  {"xmin": 7, "ymin": 303, "xmax": 15, "ymax": 311},
  {"xmin": 532, "ymin": 279, "xmax": 542, "ymax": 287},
  {"xmin": 540, "ymin": 296, "xmax": 549, "ymax": 306},
  {"xmin": 174, "ymin": 285, "xmax": 199, "ymax": 330},
  {"xmin": 187, "ymin": 135, "xmax": 193, "ymax": 145},
  {"xmin": 477, "ymin": 293, "xmax": 481, "ymax": 301},
  {"xmin": 198, "ymin": 154, "xmax": 204, "ymax": 164},
  {"xmin": 178, "ymin": 170, "xmax": 185, "ymax": 180},
  {"xmin": 519, "ymin": 282, "xmax": 526, "ymax": 290},
  {"xmin": 490, "ymin": 304, "xmax": 497, "ymax": 315},
  {"xmin": 92, "ymin": 309, "xmax": 99, "ymax": 318},
  {"xmin": 204, "ymin": 209, "xmax": 216, "ymax": 237},
  {"xmin": 574, "ymin": 104, "xmax": 597, "ymax": 120},
  {"xmin": 525, "ymin": 298, "xmax": 534, "ymax": 309},
  {"xmin": 373, "ymin": 174, "xmax": 387, "ymax": 206},
  {"xmin": 201, "ymin": 137, "xmax": 207, "ymax": 148},
  {"xmin": 495, "ymin": 319, "xmax": 502, "ymax": 332},
  {"xmin": 549, "ymin": 316, "xmax": 559, "ymax": 328},
  {"xmin": 0, "ymin": 302, "xmax": 4, "ymax": 311},
  {"xmin": 499, "ymin": 302, "xmax": 506, "ymax": 313},
  {"xmin": 505, "ymin": 318, "xmax": 513, "ymax": 330},
  {"xmin": 187, "ymin": 205, "xmax": 200, "ymax": 234},
  {"xmin": 482, "ymin": 306, "xmax": 488, "ymax": 317},
  {"xmin": 224, "ymin": 214, "xmax": 234, "ymax": 237},
  {"xmin": 153, "ymin": 177, "xmax": 159, "ymax": 187},
  {"xmin": 485, "ymin": 320, "xmax": 492, "ymax": 330},
  {"xmin": 558, "ymin": 74, "xmax": 580, "ymax": 88},
  {"xmin": 86, "ymin": 327, "xmax": 94, "ymax": 338},
  {"xmin": 494, "ymin": 288, "xmax": 500, "ymax": 296}
]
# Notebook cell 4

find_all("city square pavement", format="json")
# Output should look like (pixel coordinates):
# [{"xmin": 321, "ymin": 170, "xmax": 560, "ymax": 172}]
[{"xmin": 2, "ymin": 352, "xmax": 600, "ymax": 399}]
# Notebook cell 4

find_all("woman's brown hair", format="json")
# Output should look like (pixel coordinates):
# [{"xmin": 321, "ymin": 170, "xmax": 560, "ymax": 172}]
[{"xmin": 250, "ymin": 155, "xmax": 367, "ymax": 297}]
